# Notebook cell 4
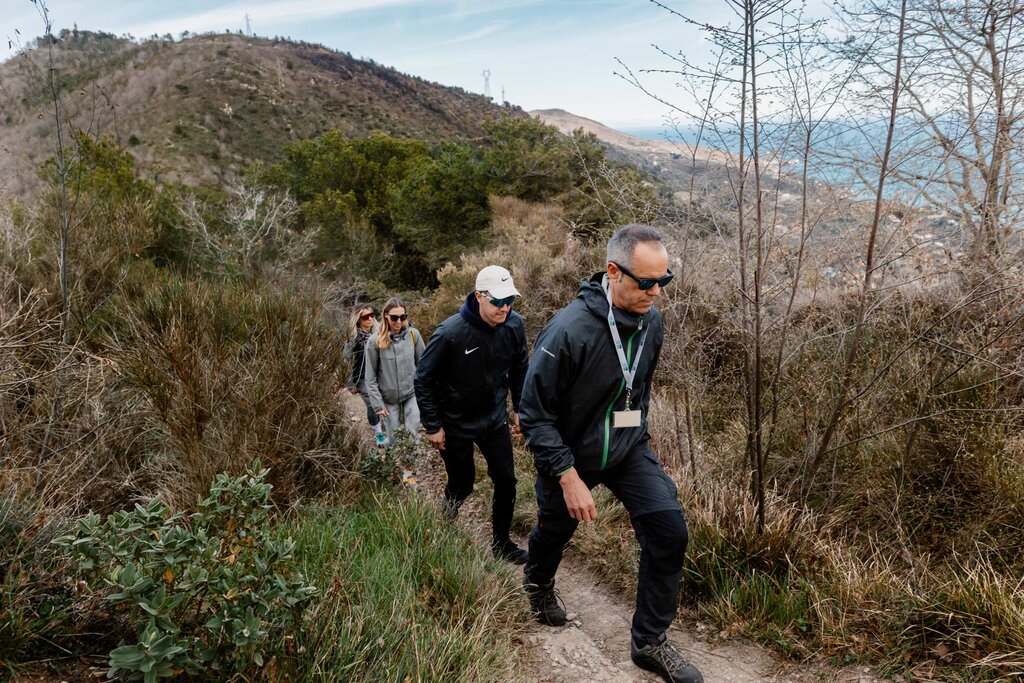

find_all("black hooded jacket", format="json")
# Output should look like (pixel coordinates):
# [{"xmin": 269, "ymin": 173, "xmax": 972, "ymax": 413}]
[
  {"xmin": 414, "ymin": 292, "xmax": 529, "ymax": 440},
  {"xmin": 519, "ymin": 273, "xmax": 664, "ymax": 478}
]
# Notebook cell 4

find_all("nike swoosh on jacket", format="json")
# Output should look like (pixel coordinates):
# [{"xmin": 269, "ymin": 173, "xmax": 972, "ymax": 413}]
[{"xmin": 415, "ymin": 292, "xmax": 530, "ymax": 440}]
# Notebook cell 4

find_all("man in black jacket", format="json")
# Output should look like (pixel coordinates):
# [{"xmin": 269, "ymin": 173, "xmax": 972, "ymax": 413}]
[
  {"xmin": 519, "ymin": 225, "xmax": 703, "ymax": 683},
  {"xmin": 415, "ymin": 265, "xmax": 530, "ymax": 564}
]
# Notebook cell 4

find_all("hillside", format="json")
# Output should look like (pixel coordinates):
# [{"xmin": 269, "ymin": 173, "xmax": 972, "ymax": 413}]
[
  {"xmin": 531, "ymin": 108, "xmax": 728, "ymax": 196},
  {"xmin": 0, "ymin": 30, "xmax": 522, "ymax": 198}
]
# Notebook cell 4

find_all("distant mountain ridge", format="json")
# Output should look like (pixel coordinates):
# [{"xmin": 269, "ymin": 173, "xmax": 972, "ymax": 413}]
[
  {"xmin": 530, "ymin": 108, "xmax": 726, "ymax": 195},
  {"xmin": 0, "ymin": 30, "xmax": 523, "ymax": 198}
]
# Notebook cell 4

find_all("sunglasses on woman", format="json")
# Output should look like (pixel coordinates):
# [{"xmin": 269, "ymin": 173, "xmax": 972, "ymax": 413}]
[
  {"xmin": 613, "ymin": 262, "xmax": 674, "ymax": 291},
  {"xmin": 359, "ymin": 312, "xmax": 374, "ymax": 321},
  {"xmin": 388, "ymin": 313, "xmax": 409, "ymax": 322},
  {"xmin": 481, "ymin": 292, "xmax": 516, "ymax": 308}
]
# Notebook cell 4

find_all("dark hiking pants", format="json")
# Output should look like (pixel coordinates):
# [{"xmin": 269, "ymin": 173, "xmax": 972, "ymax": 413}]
[
  {"xmin": 357, "ymin": 390, "xmax": 380, "ymax": 427},
  {"xmin": 441, "ymin": 422, "xmax": 517, "ymax": 543},
  {"xmin": 524, "ymin": 443, "xmax": 688, "ymax": 643}
]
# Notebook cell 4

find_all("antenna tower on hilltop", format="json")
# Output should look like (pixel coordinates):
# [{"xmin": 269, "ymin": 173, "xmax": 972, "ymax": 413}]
[
  {"xmin": 245, "ymin": 14, "xmax": 252, "ymax": 36},
  {"xmin": 482, "ymin": 69, "xmax": 491, "ymax": 98}
]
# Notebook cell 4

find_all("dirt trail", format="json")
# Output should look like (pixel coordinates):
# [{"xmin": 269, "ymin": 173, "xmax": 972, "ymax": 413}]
[{"xmin": 343, "ymin": 398, "xmax": 886, "ymax": 683}]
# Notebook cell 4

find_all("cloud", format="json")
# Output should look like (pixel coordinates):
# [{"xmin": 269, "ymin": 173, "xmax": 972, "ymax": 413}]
[
  {"xmin": 446, "ymin": 0, "xmax": 549, "ymax": 20},
  {"xmin": 126, "ymin": 0, "xmax": 426, "ymax": 38},
  {"xmin": 429, "ymin": 22, "xmax": 506, "ymax": 49}
]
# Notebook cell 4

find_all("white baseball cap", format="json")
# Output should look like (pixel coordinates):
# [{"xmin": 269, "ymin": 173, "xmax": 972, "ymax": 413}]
[{"xmin": 475, "ymin": 265, "xmax": 520, "ymax": 299}]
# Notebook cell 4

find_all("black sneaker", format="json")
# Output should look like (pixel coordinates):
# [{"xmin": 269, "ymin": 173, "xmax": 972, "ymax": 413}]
[
  {"xmin": 492, "ymin": 538, "xmax": 528, "ymax": 564},
  {"xmin": 524, "ymin": 578, "xmax": 567, "ymax": 626},
  {"xmin": 631, "ymin": 637, "xmax": 703, "ymax": 683}
]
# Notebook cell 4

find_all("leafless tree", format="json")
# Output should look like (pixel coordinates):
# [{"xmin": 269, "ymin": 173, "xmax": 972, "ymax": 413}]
[
  {"xmin": 179, "ymin": 183, "xmax": 311, "ymax": 280},
  {"xmin": 837, "ymin": 0, "xmax": 1024, "ymax": 266},
  {"xmin": 802, "ymin": 0, "xmax": 910, "ymax": 496},
  {"xmin": 625, "ymin": 0, "xmax": 866, "ymax": 531}
]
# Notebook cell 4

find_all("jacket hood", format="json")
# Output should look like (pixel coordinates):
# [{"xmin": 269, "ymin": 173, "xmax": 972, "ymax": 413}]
[
  {"xmin": 579, "ymin": 272, "xmax": 645, "ymax": 332},
  {"xmin": 460, "ymin": 291, "xmax": 500, "ymax": 333}
]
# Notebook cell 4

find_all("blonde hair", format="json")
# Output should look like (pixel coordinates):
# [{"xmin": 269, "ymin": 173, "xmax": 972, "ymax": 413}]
[
  {"xmin": 376, "ymin": 298, "xmax": 407, "ymax": 350},
  {"xmin": 349, "ymin": 305, "xmax": 374, "ymax": 339}
]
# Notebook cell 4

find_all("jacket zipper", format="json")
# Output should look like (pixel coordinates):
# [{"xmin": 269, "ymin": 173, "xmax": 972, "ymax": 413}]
[{"xmin": 600, "ymin": 323, "xmax": 641, "ymax": 470}]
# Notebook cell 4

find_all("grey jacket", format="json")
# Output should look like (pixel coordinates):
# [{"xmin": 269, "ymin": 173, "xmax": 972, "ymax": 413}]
[{"xmin": 363, "ymin": 326, "xmax": 425, "ymax": 411}]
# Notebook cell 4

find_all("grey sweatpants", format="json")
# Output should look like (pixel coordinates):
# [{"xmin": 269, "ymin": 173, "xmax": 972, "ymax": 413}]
[{"xmin": 380, "ymin": 395, "xmax": 420, "ymax": 445}]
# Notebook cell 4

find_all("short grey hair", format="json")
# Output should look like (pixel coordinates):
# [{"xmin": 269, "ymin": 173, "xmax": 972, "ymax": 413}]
[{"xmin": 607, "ymin": 224, "xmax": 663, "ymax": 267}]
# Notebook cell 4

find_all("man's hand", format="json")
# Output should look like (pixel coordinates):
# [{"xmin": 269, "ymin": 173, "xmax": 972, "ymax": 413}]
[
  {"xmin": 510, "ymin": 412, "xmax": 522, "ymax": 438},
  {"xmin": 426, "ymin": 428, "xmax": 446, "ymax": 451},
  {"xmin": 559, "ymin": 468, "xmax": 596, "ymax": 522},
  {"xmin": 348, "ymin": 387, "xmax": 358, "ymax": 395},
  {"xmin": 376, "ymin": 408, "xmax": 390, "ymax": 417}
]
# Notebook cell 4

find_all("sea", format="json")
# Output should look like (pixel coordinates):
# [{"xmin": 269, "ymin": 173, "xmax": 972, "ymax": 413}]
[{"xmin": 614, "ymin": 118, "xmax": 1009, "ymax": 205}]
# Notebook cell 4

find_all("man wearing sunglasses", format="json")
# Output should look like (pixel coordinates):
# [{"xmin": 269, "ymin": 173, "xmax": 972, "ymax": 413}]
[
  {"xmin": 519, "ymin": 225, "xmax": 702, "ymax": 683},
  {"xmin": 414, "ymin": 265, "xmax": 530, "ymax": 564}
]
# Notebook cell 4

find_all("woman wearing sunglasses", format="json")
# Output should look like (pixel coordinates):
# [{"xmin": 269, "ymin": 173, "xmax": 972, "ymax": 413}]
[
  {"xmin": 363, "ymin": 298, "xmax": 425, "ymax": 448},
  {"xmin": 343, "ymin": 305, "xmax": 384, "ymax": 441}
]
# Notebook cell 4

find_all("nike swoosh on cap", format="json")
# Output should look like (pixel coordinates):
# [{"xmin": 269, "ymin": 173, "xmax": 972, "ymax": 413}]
[{"xmin": 465, "ymin": 347, "xmax": 479, "ymax": 355}]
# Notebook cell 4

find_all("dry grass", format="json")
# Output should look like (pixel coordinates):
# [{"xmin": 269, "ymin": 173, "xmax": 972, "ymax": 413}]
[
  {"xmin": 417, "ymin": 195, "xmax": 602, "ymax": 340},
  {"xmin": 413, "ymin": 195, "xmax": 1024, "ymax": 679}
]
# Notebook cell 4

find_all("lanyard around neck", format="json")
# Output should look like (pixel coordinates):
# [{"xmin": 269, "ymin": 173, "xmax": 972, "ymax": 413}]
[{"xmin": 603, "ymin": 275, "xmax": 648, "ymax": 408}]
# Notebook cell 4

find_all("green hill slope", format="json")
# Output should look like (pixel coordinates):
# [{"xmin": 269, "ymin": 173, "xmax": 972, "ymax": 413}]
[{"xmin": 0, "ymin": 30, "xmax": 521, "ymax": 198}]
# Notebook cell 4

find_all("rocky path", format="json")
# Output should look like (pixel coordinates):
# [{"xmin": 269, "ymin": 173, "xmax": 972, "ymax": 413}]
[{"xmin": 344, "ymin": 396, "xmax": 887, "ymax": 683}]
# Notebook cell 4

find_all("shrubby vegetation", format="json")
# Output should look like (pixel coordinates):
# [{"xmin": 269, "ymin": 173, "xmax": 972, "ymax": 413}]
[
  {"xmin": 5, "ymin": 10, "xmax": 1024, "ymax": 677},
  {"xmin": 259, "ymin": 116, "xmax": 659, "ymax": 290},
  {"xmin": 2, "ymin": 116, "xmax": 582, "ymax": 678},
  {"xmin": 57, "ymin": 462, "xmax": 316, "ymax": 681}
]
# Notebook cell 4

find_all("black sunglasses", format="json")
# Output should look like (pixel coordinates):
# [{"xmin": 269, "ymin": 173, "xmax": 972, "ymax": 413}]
[
  {"xmin": 388, "ymin": 313, "xmax": 409, "ymax": 322},
  {"xmin": 612, "ymin": 262, "xmax": 674, "ymax": 291}
]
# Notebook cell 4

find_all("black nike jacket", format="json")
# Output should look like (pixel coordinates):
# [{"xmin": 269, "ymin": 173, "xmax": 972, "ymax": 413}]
[{"xmin": 414, "ymin": 293, "xmax": 529, "ymax": 440}]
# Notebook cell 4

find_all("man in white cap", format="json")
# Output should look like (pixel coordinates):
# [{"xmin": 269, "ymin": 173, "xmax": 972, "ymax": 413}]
[{"xmin": 414, "ymin": 265, "xmax": 530, "ymax": 563}]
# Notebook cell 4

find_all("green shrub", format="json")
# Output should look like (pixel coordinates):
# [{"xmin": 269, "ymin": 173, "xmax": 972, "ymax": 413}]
[
  {"xmin": 56, "ymin": 461, "xmax": 316, "ymax": 681},
  {"xmin": 358, "ymin": 427, "xmax": 419, "ymax": 484},
  {"xmin": 390, "ymin": 142, "xmax": 492, "ymax": 280},
  {"xmin": 481, "ymin": 116, "xmax": 572, "ymax": 202}
]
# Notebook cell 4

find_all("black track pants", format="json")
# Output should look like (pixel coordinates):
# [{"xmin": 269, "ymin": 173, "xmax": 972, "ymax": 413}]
[
  {"xmin": 357, "ymin": 390, "xmax": 380, "ymax": 427},
  {"xmin": 441, "ymin": 422, "xmax": 517, "ymax": 542},
  {"xmin": 525, "ymin": 444, "xmax": 688, "ymax": 642}
]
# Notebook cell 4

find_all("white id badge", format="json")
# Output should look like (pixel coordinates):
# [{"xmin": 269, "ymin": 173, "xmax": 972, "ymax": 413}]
[{"xmin": 613, "ymin": 410, "xmax": 642, "ymax": 428}]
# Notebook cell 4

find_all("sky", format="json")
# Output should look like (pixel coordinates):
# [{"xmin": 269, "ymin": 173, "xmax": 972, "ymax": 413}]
[{"xmin": 0, "ymin": 0, "xmax": 775, "ymax": 128}]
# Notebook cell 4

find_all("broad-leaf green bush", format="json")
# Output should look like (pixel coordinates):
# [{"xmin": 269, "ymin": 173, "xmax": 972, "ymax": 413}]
[{"xmin": 56, "ymin": 461, "xmax": 316, "ymax": 681}]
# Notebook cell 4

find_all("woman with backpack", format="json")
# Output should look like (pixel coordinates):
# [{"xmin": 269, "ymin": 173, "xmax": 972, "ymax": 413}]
[
  {"xmin": 343, "ymin": 304, "xmax": 385, "ymax": 442},
  {"xmin": 363, "ymin": 297, "xmax": 425, "ymax": 447}
]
